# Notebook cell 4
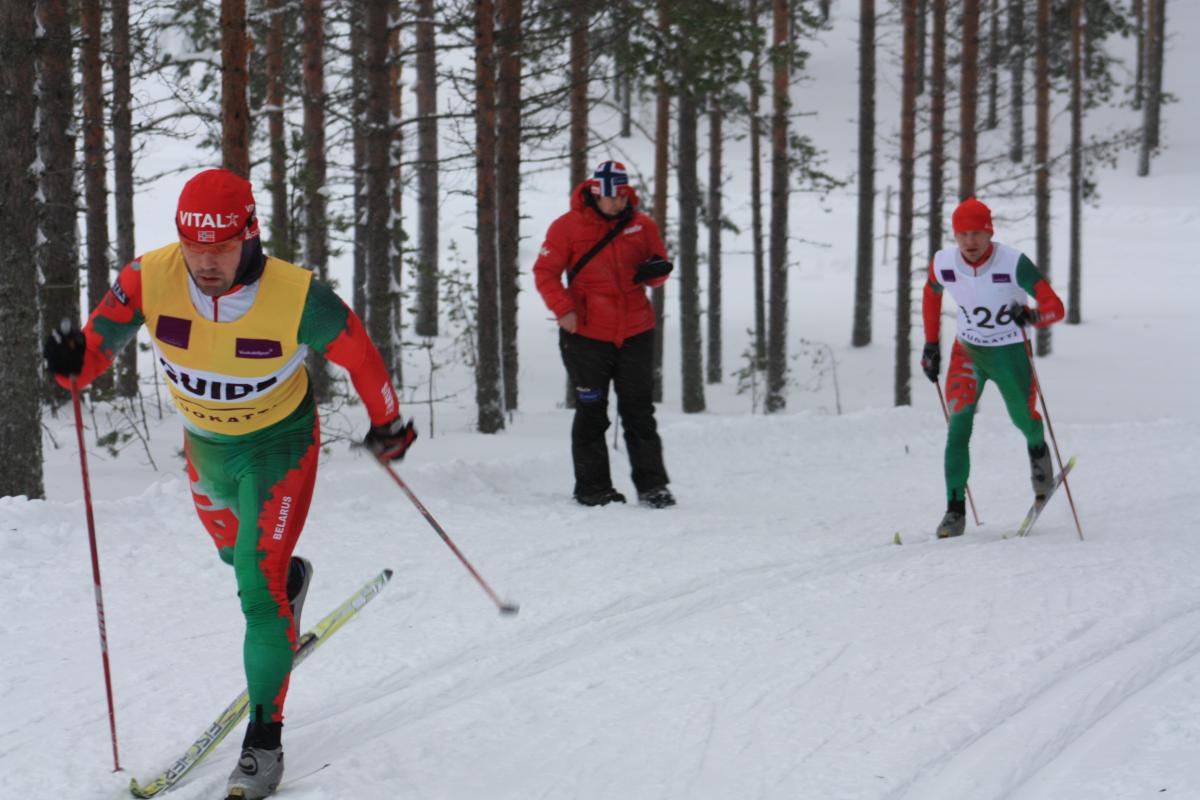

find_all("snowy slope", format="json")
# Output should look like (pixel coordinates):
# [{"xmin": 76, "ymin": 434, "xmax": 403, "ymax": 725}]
[{"xmin": 4, "ymin": 4, "xmax": 1200, "ymax": 799}]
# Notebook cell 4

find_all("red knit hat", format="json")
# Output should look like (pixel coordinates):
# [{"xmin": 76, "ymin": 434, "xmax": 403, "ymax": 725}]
[
  {"xmin": 951, "ymin": 197, "xmax": 994, "ymax": 235},
  {"xmin": 176, "ymin": 168, "xmax": 259, "ymax": 244}
]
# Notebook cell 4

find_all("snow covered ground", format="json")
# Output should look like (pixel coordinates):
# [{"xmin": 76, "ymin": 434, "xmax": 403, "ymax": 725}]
[{"xmin": 3, "ymin": 5, "xmax": 1200, "ymax": 799}]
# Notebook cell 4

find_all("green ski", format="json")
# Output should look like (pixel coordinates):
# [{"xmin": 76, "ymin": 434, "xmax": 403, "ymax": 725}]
[{"xmin": 128, "ymin": 569, "xmax": 393, "ymax": 798}]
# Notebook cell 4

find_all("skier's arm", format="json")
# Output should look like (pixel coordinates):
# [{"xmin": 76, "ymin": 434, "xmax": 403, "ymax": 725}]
[
  {"xmin": 532, "ymin": 218, "xmax": 576, "ymax": 320},
  {"xmin": 922, "ymin": 259, "xmax": 943, "ymax": 343},
  {"xmin": 1016, "ymin": 255, "xmax": 1065, "ymax": 328},
  {"xmin": 298, "ymin": 279, "xmax": 400, "ymax": 426},
  {"xmin": 53, "ymin": 261, "xmax": 146, "ymax": 389}
]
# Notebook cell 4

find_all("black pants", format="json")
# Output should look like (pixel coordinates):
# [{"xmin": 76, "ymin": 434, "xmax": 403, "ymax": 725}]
[{"xmin": 559, "ymin": 328, "xmax": 669, "ymax": 497}]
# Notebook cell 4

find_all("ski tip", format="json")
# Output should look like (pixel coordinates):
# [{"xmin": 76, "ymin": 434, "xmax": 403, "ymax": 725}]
[
  {"xmin": 499, "ymin": 602, "xmax": 520, "ymax": 617},
  {"xmin": 383, "ymin": 568, "xmax": 394, "ymax": 580},
  {"xmin": 128, "ymin": 778, "xmax": 158, "ymax": 799},
  {"xmin": 893, "ymin": 532, "xmax": 903, "ymax": 546}
]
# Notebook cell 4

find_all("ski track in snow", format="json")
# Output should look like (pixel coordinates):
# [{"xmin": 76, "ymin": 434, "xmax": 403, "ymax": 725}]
[{"xmin": 6, "ymin": 409, "xmax": 1200, "ymax": 799}]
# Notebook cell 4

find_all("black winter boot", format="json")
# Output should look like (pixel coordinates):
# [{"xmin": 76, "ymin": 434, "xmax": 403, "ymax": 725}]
[{"xmin": 575, "ymin": 488, "xmax": 627, "ymax": 507}]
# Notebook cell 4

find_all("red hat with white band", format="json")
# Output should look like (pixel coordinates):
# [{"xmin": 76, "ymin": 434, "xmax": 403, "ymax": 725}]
[{"xmin": 176, "ymin": 168, "xmax": 260, "ymax": 244}]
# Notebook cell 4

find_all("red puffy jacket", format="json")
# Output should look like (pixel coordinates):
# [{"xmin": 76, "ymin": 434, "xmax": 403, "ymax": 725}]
[{"xmin": 533, "ymin": 182, "xmax": 670, "ymax": 347}]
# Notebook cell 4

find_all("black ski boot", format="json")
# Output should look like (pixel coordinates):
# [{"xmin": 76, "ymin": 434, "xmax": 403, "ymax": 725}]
[
  {"xmin": 575, "ymin": 488, "xmax": 627, "ymax": 507},
  {"xmin": 226, "ymin": 720, "xmax": 284, "ymax": 799},
  {"xmin": 1029, "ymin": 443, "xmax": 1053, "ymax": 501},
  {"xmin": 936, "ymin": 499, "xmax": 967, "ymax": 539},
  {"xmin": 637, "ymin": 486, "xmax": 676, "ymax": 509},
  {"xmin": 287, "ymin": 556, "xmax": 313, "ymax": 635}
]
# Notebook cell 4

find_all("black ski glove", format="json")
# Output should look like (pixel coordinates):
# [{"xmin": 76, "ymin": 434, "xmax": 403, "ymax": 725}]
[
  {"xmin": 364, "ymin": 418, "xmax": 417, "ymax": 462},
  {"xmin": 633, "ymin": 256, "xmax": 673, "ymax": 284},
  {"xmin": 44, "ymin": 319, "xmax": 87, "ymax": 377},
  {"xmin": 920, "ymin": 342, "xmax": 940, "ymax": 383},
  {"xmin": 1010, "ymin": 302, "xmax": 1037, "ymax": 328}
]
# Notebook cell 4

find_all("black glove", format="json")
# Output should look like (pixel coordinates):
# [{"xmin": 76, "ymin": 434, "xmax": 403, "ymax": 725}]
[
  {"xmin": 633, "ymin": 256, "xmax": 673, "ymax": 284},
  {"xmin": 44, "ymin": 319, "xmax": 87, "ymax": 376},
  {"xmin": 364, "ymin": 418, "xmax": 417, "ymax": 462},
  {"xmin": 1010, "ymin": 303, "xmax": 1037, "ymax": 328},
  {"xmin": 920, "ymin": 342, "xmax": 940, "ymax": 383}
]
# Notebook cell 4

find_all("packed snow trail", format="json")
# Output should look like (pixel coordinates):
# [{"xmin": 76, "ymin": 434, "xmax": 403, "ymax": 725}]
[{"xmin": 5, "ymin": 404, "xmax": 1200, "ymax": 799}]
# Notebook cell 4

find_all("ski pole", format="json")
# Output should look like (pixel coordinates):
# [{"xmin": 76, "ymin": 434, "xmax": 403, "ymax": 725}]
[
  {"xmin": 376, "ymin": 460, "xmax": 520, "ymax": 616},
  {"xmin": 69, "ymin": 376, "xmax": 122, "ymax": 772},
  {"xmin": 1020, "ymin": 328, "xmax": 1085, "ymax": 541},
  {"xmin": 933, "ymin": 379, "xmax": 981, "ymax": 526}
]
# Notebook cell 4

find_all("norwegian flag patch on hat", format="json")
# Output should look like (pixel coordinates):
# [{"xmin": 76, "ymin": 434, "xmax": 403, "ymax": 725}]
[
  {"xmin": 176, "ymin": 168, "xmax": 259, "ymax": 244},
  {"xmin": 590, "ymin": 160, "xmax": 630, "ymax": 198}
]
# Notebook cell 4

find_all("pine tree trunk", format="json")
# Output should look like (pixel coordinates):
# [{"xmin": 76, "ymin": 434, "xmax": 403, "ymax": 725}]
[
  {"xmin": 986, "ymin": 0, "xmax": 1000, "ymax": 130},
  {"xmin": 1067, "ymin": 0, "xmax": 1082, "ymax": 325},
  {"xmin": 351, "ymin": 3, "xmax": 367, "ymax": 319},
  {"xmin": 221, "ymin": 0, "xmax": 250, "ymax": 177},
  {"xmin": 706, "ymin": 95, "xmax": 723, "ymax": 384},
  {"xmin": 959, "ymin": 0, "xmax": 979, "ymax": 200},
  {"xmin": 652, "ymin": 0, "xmax": 669, "ymax": 404},
  {"xmin": 112, "ymin": 0, "xmax": 138, "ymax": 398},
  {"xmin": 1150, "ymin": 0, "xmax": 1165, "ymax": 148},
  {"xmin": 265, "ymin": 0, "xmax": 292, "ymax": 262},
  {"xmin": 365, "ymin": 0, "xmax": 395, "ymax": 372},
  {"xmin": 896, "ymin": 0, "xmax": 918, "ymax": 407},
  {"xmin": 0, "ymin": 0, "xmax": 45, "ymax": 498},
  {"xmin": 852, "ymin": 0, "xmax": 876, "ymax": 348},
  {"xmin": 303, "ymin": 0, "xmax": 332, "ymax": 399},
  {"xmin": 1138, "ymin": 0, "xmax": 1163, "ymax": 174},
  {"xmin": 497, "ymin": 0, "xmax": 522, "ymax": 412},
  {"xmin": 566, "ymin": 0, "xmax": 590, "ymax": 409},
  {"xmin": 1035, "ymin": 0, "xmax": 1052, "ymax": 356},
  {"xmin": 414, "ymin": 0, "xmax": 440, "ymax": 336},
  {"xmin": 36, "ymin": 0, "xmax": 80, "ymax": 369},
  {"xmin": 766, "ymin": 0, "xmax": 790, "ymax": 414},
  {"xmin": 569, "ymin": 1, "xmax": 589, "ymax": 188},
  {"xmin": 619, "ymin": 1, "xmax": 633, "ymax": 140},
  {"xmin": 81, "ymin": 0, "xmax": 111, "ymax": 395},
  {"xmin": 929, "ymin": 0, "xmax": 947, "ymax": 260},
  {"xmin": 1133, "ymin": 0, "xmax": 1144, "ymax": 111},
  {"xmin": 1007, "ymin": 0, "xmax": 1025, "ymax": 162},
  {"xmin": 677, "ymin": 83, "xmax": 705, "ymax": 413},
  {"xmin": 915, "ymin": 0, "xmax": 927, "ymax": 95},
  {"xmin": 476, "ymin": 0, "xmax": 504, "ymax": 433},
  {"xmin": 388, "ymin": 3, "xmax": 404, "ymax": 385},
  {"xmin": 749, "ymin": 0, "xmax": 766, "ymax": 367}
]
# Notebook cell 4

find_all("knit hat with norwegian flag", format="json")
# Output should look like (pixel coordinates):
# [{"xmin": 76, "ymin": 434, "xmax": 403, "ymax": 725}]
[
  {"xmin": 176, "ymin": 168, "xmax": 260, "ymax": 244},
  {"xmin": 589, "ymin": 160, "xmax": 631, "ymax": 198}
]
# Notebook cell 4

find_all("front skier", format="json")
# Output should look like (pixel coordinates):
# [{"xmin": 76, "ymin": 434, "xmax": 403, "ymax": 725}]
[
  {"xmin": 919, "ymin": 197, "xmax": 1065, "ymax": 539},
  {"xmin": 43, "ymin": 169, "xmax": 416, "ymax": 799}
]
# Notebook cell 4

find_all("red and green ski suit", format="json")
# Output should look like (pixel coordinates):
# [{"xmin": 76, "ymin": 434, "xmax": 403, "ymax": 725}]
[
  {"xmin": 923, "ymin": 242, "xmax": 1064, "ymax": 502},
  {"xmin": 64, "ymin": 243, "xmax": 400, "ymax": 724}
]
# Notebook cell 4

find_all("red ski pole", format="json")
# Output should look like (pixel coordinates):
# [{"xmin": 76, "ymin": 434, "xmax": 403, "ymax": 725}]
[
  {"xmin": 376, "ymin": 460, "xmax": 520, "ymax": 616},
  {"xmin": 69, "ymin": 376, "xmax": 122, "ymax": 771},
  {"xmin": 1020, "ymin": 328, "xmax": 1085, "ymax": 541},
  {"xmin": 934, "ymin": 379, "xmax": 982, "ymax": 526}
]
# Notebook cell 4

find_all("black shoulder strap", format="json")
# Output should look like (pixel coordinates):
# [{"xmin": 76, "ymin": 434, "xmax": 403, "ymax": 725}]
[{"xmin": 566, "ymin": 214, "xmax": 634, "ymax": 286}]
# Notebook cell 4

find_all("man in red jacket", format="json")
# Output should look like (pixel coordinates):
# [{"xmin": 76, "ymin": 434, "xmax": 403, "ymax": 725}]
[{"xmin": 533, "ymin": 160, "xmax": 675, "ymax": 508}]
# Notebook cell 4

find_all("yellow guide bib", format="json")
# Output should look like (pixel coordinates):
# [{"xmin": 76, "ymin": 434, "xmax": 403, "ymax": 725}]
[{"xmin": 140, "ymin": 243, "xmax": 312, "ymax": 435}]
